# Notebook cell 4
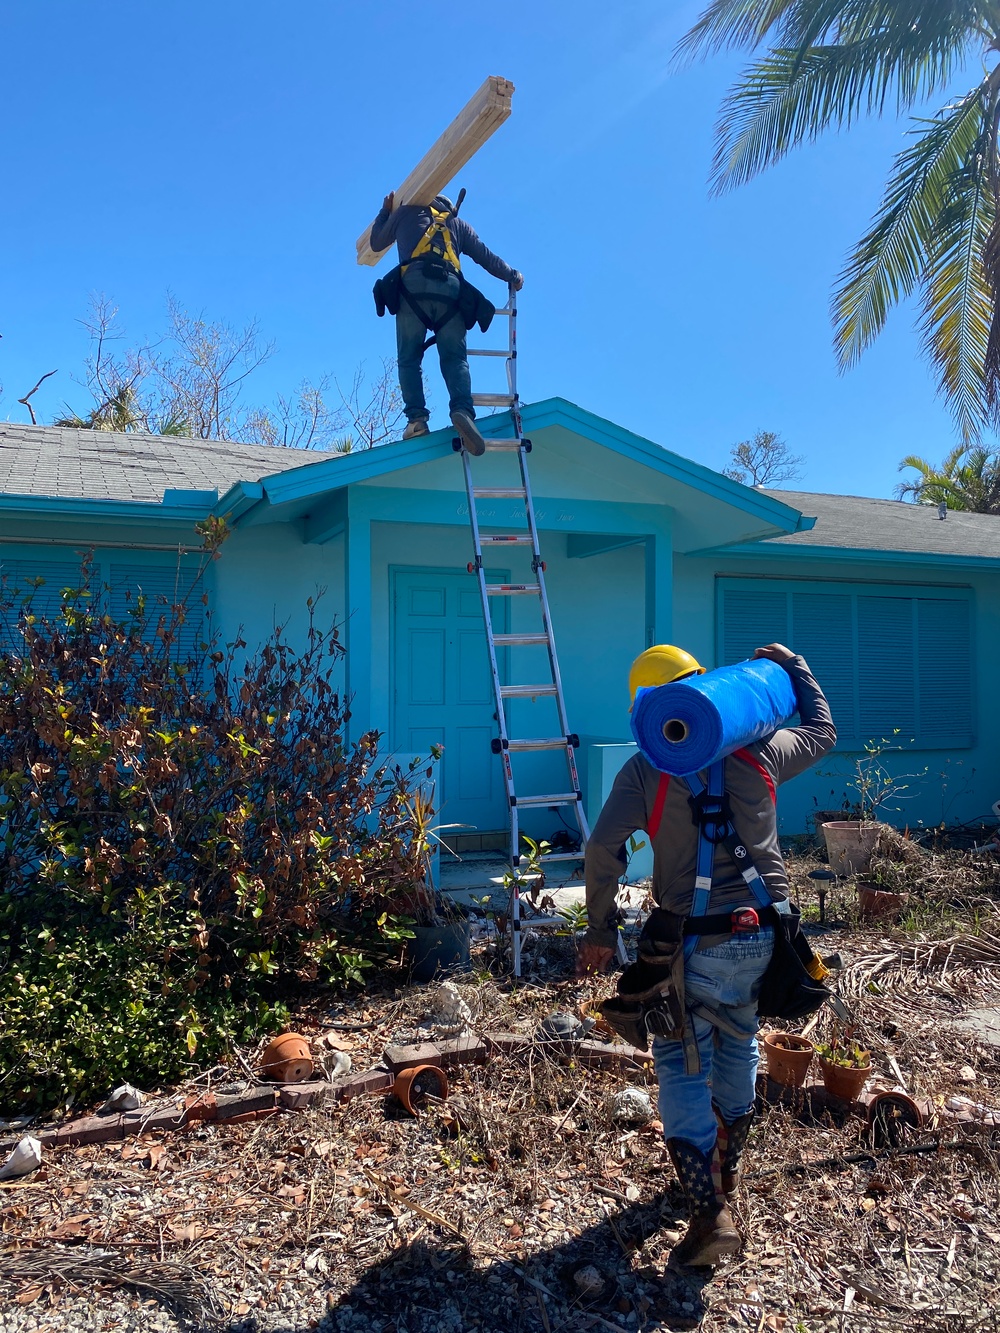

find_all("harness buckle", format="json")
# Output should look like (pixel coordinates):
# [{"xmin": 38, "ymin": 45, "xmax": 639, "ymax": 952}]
[{"xmin": 688, "ymin": 789, "xmax": 732, "ymax": 845}]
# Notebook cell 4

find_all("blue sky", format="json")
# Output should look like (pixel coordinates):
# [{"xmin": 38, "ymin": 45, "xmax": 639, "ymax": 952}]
[{"xmin": 0, "ymin": 0, "xmax": 971, "ymax": 497}]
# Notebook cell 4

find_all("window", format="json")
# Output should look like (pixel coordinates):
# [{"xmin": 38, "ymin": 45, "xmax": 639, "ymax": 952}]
[
  {"xmin": 717, "ymin": 577, "xmax": 974, "ymax": 749},
  {"xmin": 1, "ymin": 555, "xmax": 207, "ymax": 662}
]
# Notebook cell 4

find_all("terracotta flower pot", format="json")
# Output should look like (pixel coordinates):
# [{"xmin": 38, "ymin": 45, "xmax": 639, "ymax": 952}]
[
  {"xmin": 259, "ymin": 1032, "xmax": 313, "ymax": 1083},
  {"xmin": 762, "ymin": 1031, "xmax": 815, "ymax": 1088},
  {"xmin": 857, "ymin": 883, "xmax": 909, "ymax": 922},
  {"xmin": 820, "ymin": 821, "xmax": 879, "ymax": 876},
  {"xmin": 393, "ymin": 1063, "xmax": 449, "ymax": 1115},
  {"xmin": 819, "ymin": 1056, "xmax": 870, "ymax": 1104}
]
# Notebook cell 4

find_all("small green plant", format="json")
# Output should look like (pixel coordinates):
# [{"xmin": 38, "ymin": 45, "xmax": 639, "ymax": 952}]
[
  {"xmin": 815, "ymin": 1041, "xmax": 870, "ymax": 1069},
  {"xmin": 555, "ymin": 900, "xmax": 589, "ymax": 938}
]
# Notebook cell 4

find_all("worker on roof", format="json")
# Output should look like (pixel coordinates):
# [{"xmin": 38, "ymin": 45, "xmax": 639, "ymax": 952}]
[
  {"xmin": 370, "ymin": 191, "xmax": 522, "ymax": 456},
  {"xmin": 578, "ymin": 643, "xmax": 835, "ymax": 1268}
]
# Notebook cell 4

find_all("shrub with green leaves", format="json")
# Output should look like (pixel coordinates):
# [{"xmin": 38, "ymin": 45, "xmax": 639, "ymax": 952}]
[{"xmin": 0, "ymin": 545, "xmax": 421, "ymax": 1113}]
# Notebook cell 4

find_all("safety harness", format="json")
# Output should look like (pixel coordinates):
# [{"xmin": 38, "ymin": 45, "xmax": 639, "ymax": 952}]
[
  {"xmin": 604, "ymin": 752, "xmax": 839, "ymax": 1068},
  {"xmin": 399, "ymin": 200, "xmax": 466, "ymax": 352},
  {"xmin": 684, "ymin": 758, "xmax": 777, "ymax": 960},
  {"xmin": 404, "ymin": 205, "xmax": 463, "ymax": 275}
]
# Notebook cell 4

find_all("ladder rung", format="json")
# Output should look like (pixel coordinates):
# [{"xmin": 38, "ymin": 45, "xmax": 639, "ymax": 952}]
[
  {"xmin": 482, "ymin": 438, "xmax": 524, "ymax": 451},
  {"xmin": 515, "ymin": 792, "xmax": 582, "ymax": 808},
  {"xmin": 486, "ymin": 583, "xmax": 540, "ymax": 596},
  {"xmin": 525, "ymin": 851, "xmax": 584, "ymax": 863},
  {"xmin": 495, "ymin": 306, "xmax": 513, "ymax": 316},
  {"xmin": 473, "ymin": 487, "xmax": 526, "ymax": 499},
  {"xmin": 467, "ymin": 348, "xmax": 509, "ymax": 357},
  {"xmin": 480, "ymin": 534, "xmax": 532, "ymax": 545},
  {"xmin": 508, "ymin": 738, "xmax": 571, "ymax": 751},
  {"xmin": 500, "ymin": 684, "xmax": 558, "ymax": 698},
  {"xmin": 472, "ymin": 393, "xmax": 516, "ymax": 407},
  {"xmin": 494, "ymin": 632, "xmax": 549, "ymax": 646}
]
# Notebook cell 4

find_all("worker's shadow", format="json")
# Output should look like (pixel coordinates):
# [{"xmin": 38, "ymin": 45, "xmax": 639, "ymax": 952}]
[{"xmin": 315, "ymin": 1192, "xmax": 717, "ymax": 1333}]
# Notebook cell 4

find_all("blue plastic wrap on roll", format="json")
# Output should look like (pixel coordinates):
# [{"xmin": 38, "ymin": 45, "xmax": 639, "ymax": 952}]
[{"xmin": 630, "ymin": 659, "xmax": 797, "ymax": 776}]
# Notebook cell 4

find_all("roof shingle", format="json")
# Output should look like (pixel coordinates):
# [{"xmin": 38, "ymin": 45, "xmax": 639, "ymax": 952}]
[
  {"xmin": 762, "ymin": 489, "xmax": 1000, "ymax": 560},
  {"xmin": 0, "ymin": 423, "xmax": 323, "ymax": 504}
]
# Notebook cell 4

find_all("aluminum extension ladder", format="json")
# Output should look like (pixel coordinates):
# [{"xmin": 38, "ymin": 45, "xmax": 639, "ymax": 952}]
[{"xmin": 455, "ymin": 282, "xmax": 628, "ymax": 976}]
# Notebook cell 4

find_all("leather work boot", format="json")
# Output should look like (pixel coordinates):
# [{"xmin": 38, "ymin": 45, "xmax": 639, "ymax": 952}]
[
  {"xmin": 714, "ymin": 1106, "xmax": 755, "ymax": 1197},
  {"xmin": 402, "ymin": 420, "xmax": 430, "ymax": 440},
  {"xmin": 451, "ymin": 410, "xmax": 485, "ymax": 456},
  {"xmin": 666, "ymin": 1138, "xmax": 741, "ymax": 1267}
]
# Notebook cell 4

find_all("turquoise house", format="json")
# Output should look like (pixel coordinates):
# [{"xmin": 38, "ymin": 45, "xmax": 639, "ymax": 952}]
[{"xmin": 2, "ymin": 400, "xmax": 997, "ymax": 854}]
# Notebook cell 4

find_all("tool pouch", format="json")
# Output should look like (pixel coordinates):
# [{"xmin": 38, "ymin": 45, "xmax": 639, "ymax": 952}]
[
  {"xmin": 756, "ymin": 903, "xmax": 831, "ymax": 1021},
  {"xmin": 599, "ymin": 909, "xmax": 687, "ymax": 1050}
]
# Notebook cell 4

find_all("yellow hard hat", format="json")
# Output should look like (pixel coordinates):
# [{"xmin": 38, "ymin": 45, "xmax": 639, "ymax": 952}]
[{"xmin": 628, "ymin": 645, "xmax": 705, "ymax": 708}]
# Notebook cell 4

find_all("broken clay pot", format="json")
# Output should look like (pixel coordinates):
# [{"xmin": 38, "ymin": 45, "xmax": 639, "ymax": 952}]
[
  {"xmin": 259, "ymin": 1032, "xmax": 313, "ymax": 1083},
  {"xmin": 393, "ymin": 1063, "xmax": 449, "ymax": 1115}
]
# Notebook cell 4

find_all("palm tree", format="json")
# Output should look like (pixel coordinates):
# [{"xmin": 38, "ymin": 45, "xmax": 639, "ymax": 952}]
[
  {"xmin": 897, "ymin": 442, "xmax": 1000, "ymax": 511},
  {"xmin": 54, "ymin": 384, "xmax": 190, "ymax": 436},
  {"xmin": 679, "ymin": 3, "xmax": 1000, "ymax": 442}
]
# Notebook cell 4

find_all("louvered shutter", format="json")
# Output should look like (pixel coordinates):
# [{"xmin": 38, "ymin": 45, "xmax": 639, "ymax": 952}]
[
  {"xmin": 109, "ymin": 563, "xmax": 206, "ymax": 663},
  {"xmin": 790, "ymin": 591, "xmax": 857, "ymax": 744},
  {"xmin": 720, "ymin": 587, "xmax": 789, "ymax": 664},
  {"xmin": 916, "ymin": 598, "xmax": 973, "ymax": 746},
  {"xmin": 0, "ymin": 558, "xmax": 83, "ymax": 653},
  {"xmin": 857, "ymin": 596, "xmax": 917, "ymax": 738},
  {"xmin": 717, "ymin": 578, "xmax": 974, "ymax": 751}
]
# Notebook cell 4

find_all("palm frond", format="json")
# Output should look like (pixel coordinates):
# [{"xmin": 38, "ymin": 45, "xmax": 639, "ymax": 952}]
[
  {"xmin": 917, "ymin": 114, "xmax": 997, "ymax": 442},
  {"xmin": 833, "ymin": 87, "xmax": 990, "ymax": 370},
  {"xmin": 674, "ymin": 0, "xmax": 799, "ymax": 61},
  {"xmin": 680, "ymin": 0, "xmax": 983, "ymax": 67},
  {"xmin": 712, "ymin": 26, "xmax": 976, "ymax": 191}
]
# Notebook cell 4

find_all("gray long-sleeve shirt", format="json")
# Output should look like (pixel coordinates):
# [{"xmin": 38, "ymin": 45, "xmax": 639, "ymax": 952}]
[
  {"xmin": 583, "ymin": 655, "xmax": 837, "ymax": 949},
  {"xmin": 369, "ymin": 203, "xmax": 518, "ymax": 284}
]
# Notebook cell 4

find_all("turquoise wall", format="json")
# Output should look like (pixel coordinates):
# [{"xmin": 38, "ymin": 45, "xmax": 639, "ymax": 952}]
[
  {"xmin": 674, "ymin": 551, "xmax": 1000, "ymax": 834},
  {"xmin": 211, "ymin": 521, "xmax": 346, "ymax": 695},
  {"xmin": 366, "ymin": 518, "xmax": 646, "ymax": 838}
]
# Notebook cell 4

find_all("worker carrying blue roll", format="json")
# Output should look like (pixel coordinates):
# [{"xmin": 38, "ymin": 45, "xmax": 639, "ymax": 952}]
[
  {"xmin": 577, "ymin": 642, "xmax": 836, "ymax": 1270},
  {"xmin": 630, "ymin": 657, "xmax": 798, "ymax": 776}
]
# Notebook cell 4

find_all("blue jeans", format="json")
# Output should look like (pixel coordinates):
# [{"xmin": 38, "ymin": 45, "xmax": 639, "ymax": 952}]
[
  {"xmin": 396, "ymin": 268, "xmax": 473, "ymax": 422},
  {"xmin": 652, "ymin": 929, "xmax": 774, "ymax": 1154}
]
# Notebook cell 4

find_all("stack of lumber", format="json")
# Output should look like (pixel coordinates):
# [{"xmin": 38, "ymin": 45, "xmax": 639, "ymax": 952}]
[{"xmin": 356, "ymin": 75, "xmax": 514, "ymax": 267}]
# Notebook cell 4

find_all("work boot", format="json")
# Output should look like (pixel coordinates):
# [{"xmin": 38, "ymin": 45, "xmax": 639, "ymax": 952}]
[
  {"xmin": 666, "ymin": 1137, "xmax": 741, "ymax": 1267},
  {"xmin": 713, "ymin": 1106, "xmax": 755, "ymax": 1197},
  {"xmin": 402, "ymin": 420, "xmax": 430, "ymax": 440},
  {"xmin": 451, "ymin": 410, "xmax": 485, "ymax": 456}
]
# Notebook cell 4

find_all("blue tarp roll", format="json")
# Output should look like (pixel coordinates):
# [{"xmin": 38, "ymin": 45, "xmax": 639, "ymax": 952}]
[{"xmin": 630, "ymin": 659, "xmax": 797, "ymax": 776}]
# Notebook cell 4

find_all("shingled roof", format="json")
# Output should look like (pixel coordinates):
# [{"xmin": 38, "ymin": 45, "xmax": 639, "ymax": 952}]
[
  {"xmin": 0, "ymin": 422, "xmax": 324, "ymax": 504},
  {"xmin": 762, "ymin": 489, "xmax": 1000, "ymax": 561}
]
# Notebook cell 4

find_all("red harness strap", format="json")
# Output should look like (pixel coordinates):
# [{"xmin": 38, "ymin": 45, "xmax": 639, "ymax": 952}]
[
  {"xmin": 647, "ymin": 753, "xmax": 773, "ymax": 838},
  {"xmin": 733, "ymin": 747, "xmax": 776, "ymax": 805},
  {"xmin": 648, "ymin": 773, "xmax": 670, "ymax": 838}
]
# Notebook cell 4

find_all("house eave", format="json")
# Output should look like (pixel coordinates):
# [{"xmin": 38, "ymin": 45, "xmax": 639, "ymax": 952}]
[
  {"xmin": 0, "ymin": 490, "xmax": 216, "ymax": 526},
  {"xmin": 688, "ymin": 540, "xmax": 1000, "ymax": 570}
]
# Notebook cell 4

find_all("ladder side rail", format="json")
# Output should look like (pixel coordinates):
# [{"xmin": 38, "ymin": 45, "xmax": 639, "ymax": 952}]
[{"xmin": 461, "ymin": 452, "xmax": 516, "ymax": 779}]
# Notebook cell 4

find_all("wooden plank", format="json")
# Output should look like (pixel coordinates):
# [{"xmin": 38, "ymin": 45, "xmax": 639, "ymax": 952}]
[{"xmin": 356, "ymin": 75, "xmax": 514, "ymax": 267}]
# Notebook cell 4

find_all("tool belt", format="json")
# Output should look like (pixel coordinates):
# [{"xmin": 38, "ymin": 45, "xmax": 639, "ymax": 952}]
[
  {"xmin": 683, "ymin": 762, "xmax": 835, "ymax": 1024},
  {"xmin": 372, "ymin": 262, "xmax": 495, "ymax": 349},
  {"xmin": 599, "ymin": 908, "xmax": 687, "ymax": 1050}
]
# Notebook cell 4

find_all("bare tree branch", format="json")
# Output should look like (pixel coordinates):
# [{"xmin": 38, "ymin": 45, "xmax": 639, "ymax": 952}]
[
  {"xmin": 17, "ymin": 370, "xmax": 58, "ymax": 425},
  {"xmin": 722, "ymin": 429, "xmax": 804, "ymax": 487}
]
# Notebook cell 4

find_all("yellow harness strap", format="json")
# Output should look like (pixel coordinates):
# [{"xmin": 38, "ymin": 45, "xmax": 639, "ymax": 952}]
[{"xmin": 407, "ymin": 207, "xmax": 462, "ymax": 272}]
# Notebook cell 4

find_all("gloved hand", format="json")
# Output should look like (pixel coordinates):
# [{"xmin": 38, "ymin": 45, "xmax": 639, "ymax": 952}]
[
  {"xmin": 381, "ymin": 191, "xmax": 395, "ymax": 213},
  {"xmin": 511, "ymin": 271, "xmax": 524, "ymax": 291},
  {"xmin": 575, "ymin": 941, "xmax": 614, "ymax": 978}
]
